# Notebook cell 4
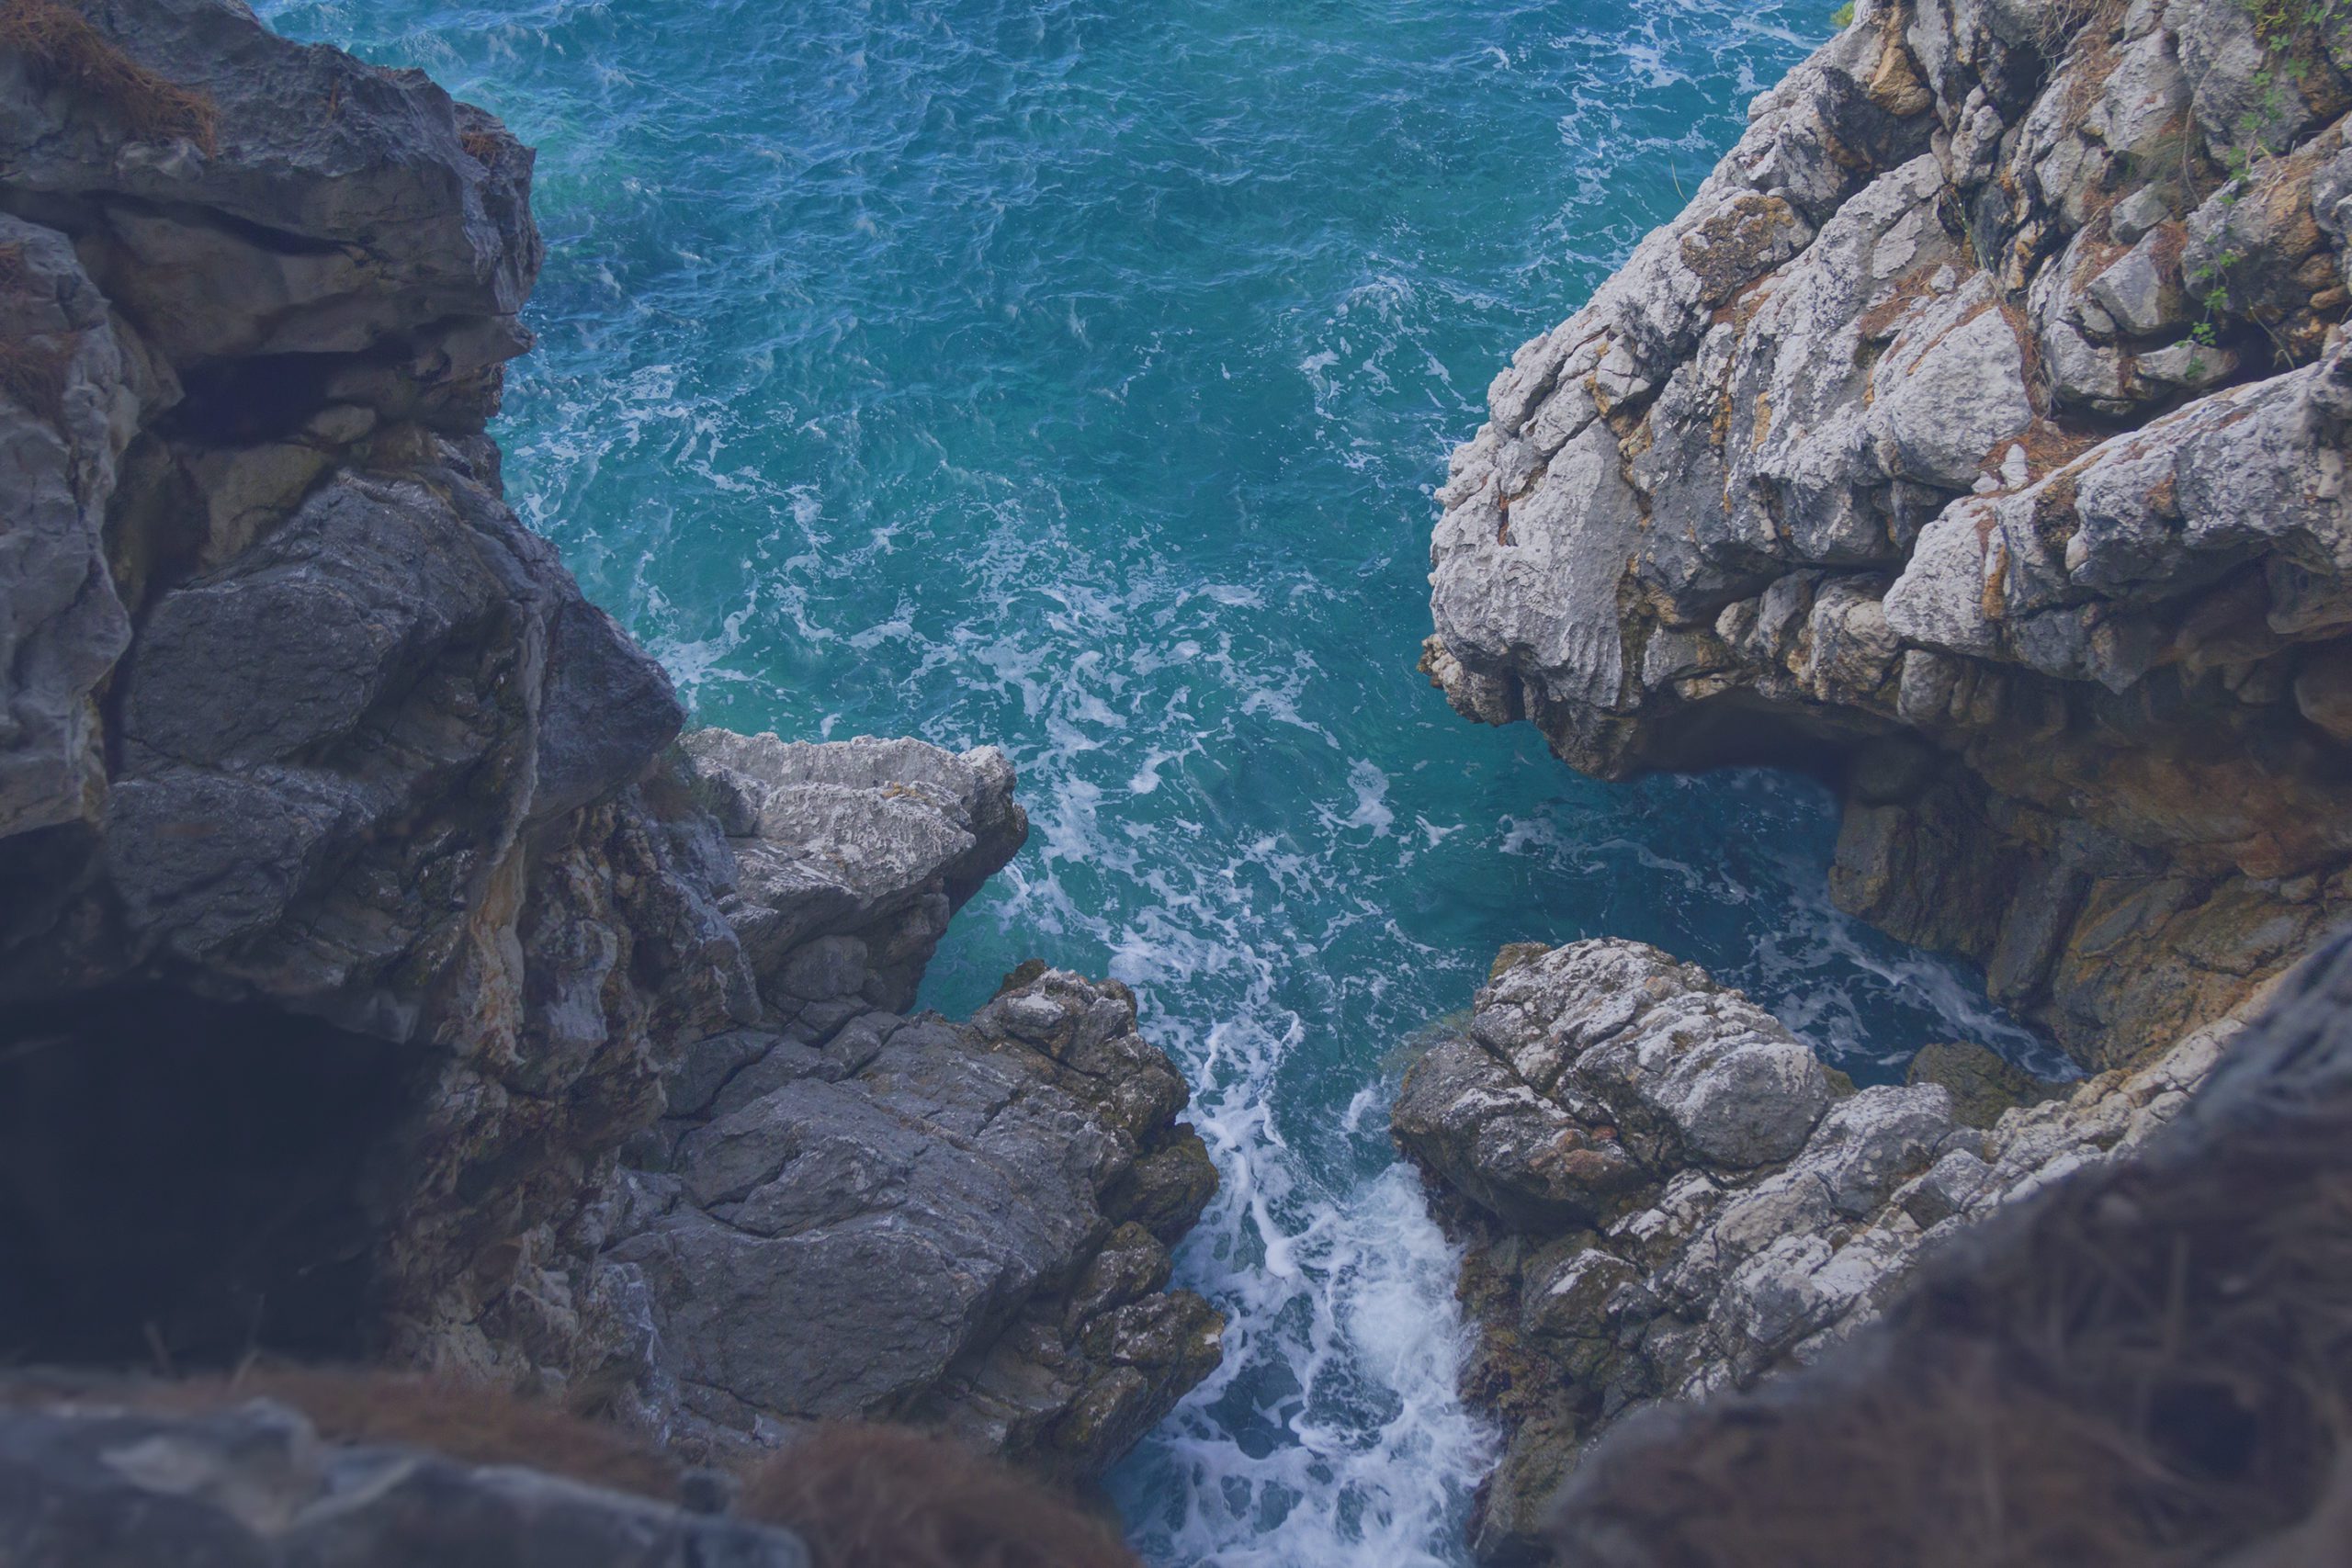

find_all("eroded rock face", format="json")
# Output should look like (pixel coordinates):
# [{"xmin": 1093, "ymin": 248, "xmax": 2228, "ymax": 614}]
[
  {"xmin": 1422, "ymin": 0, "xmax": 2352, "ymax": 1067},
  {"xmin": 1544, "ymin": 932, "xmax": 2352, "ymax": 1568},
  {"xmin": 1394, "ymin": 938, "xmax": 2250, "ymax": 1562},
  {"xmin": 608, "ymin": 966, "xmax": 1222, "ymax": 1477},
  {"xmin": 1, "ymin": 0, "xmax": 721, "ymax": 1395},
  {"xmin": 0, "ymin": 0, "xmax": 1217, "ymax": 1480}
]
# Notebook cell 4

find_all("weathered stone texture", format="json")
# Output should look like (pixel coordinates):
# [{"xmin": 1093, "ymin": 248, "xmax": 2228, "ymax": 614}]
[
  {"xmin": 1423, "ymin": 0, "xmax": 2352, "ymax": 1068},
  {"xmin": 1394, "ymin": 937, "xmax": 2252, "ymax": 1562},
  {"xmin": 0, "ymin": 1398, "xmax": 810, "ymax": 1568},
  {"xmin": 0, "ymin": 0, "xmax": 1216, "ymax": 1482}
]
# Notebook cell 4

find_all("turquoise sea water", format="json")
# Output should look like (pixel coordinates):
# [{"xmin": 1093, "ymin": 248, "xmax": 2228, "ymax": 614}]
[{"xmin": 261, "ymin": 3, "xmax": 2041, "ymax": 1561}]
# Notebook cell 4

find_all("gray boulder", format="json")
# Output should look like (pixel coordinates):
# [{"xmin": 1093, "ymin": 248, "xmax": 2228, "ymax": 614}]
[{"xmin": 610, "ymin": 968, "xmax": 1223, "ymax": 1478}]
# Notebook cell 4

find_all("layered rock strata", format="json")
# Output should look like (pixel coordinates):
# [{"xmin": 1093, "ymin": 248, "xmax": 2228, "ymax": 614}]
[
  {"xmin": 1394, "ymin": 937, "xmax": 2267, "ymax": 1562},
  {"xmin": 1422, "ymin": 0, "xmax": 2352, "ymax": 1068},
  {"xmin": 0, "ymin": 0, "xmax": 1217, "ymax": 1480}
]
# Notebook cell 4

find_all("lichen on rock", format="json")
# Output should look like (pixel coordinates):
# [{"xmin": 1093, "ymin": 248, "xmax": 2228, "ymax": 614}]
[
  {"xmin": 1421, "ymin": 0, "xmax": 2352, "ymax": 1070},
  {"xmin": 1413, "ymin": 2, "xmax": 2352, "ymax": 1551},
  {"xmin": 1394, "ymin": 937, "xmax": 2248, "ymax": 1562}
]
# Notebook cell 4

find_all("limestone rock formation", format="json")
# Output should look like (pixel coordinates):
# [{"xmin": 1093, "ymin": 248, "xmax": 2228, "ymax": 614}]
[
  {"xmin": 1393, "ymin": 938, "xmax": 2256, "ymax": 1562},
  {"xmin": 1422, "ymin": 0, "xmax": 2352, "ymax": 1069},
  {"xmin": 0, "ymin": 0, "xmax": 1217, "ymax": 1482},
  {"xmin": 1543, "ymin": 931, "xmax": 2352, "ymax": 1568},
  {"xmin": 0, "ymin": 1397, "xmax": 810, "ymax": 1568}
]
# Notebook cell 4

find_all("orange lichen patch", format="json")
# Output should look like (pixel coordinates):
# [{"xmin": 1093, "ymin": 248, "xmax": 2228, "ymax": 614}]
[
  {"xmin": 1979, "ymin": 533, "xmax": 2010, "ymax": 621},
  {"xmin": 1679, "ymin": 193, "xmax": 1803, "ymax": 308},
  {"xmin": 741, "ymin": 1423, "xmax": 1140, "ymax": 1568},
  {"xmin": 1864, "ymin": 28, "xmax": 1932, "ymax": 118},
  {"xmin": 1, "ymin": 0, "xmax": 219, "ymax": 152}
]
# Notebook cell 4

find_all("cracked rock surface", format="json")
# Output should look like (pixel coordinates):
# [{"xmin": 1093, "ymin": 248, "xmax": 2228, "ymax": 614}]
[
  {"xmin": 0, "ymin": 0, "xmax": 1218, "ymax": 1483},
  {"xmin": 1394, "ymin": 938, "xmax": 2260, "ymax": 1562},
  {"xmin": 1422, "ymin": 0, "xmax": 2352, "ymax": 1070}
]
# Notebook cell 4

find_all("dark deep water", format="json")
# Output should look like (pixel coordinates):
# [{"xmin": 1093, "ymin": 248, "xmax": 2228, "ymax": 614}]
[{"xmin": 260, "ymin": 3, "xmax": 2039, "ymax": 1558}]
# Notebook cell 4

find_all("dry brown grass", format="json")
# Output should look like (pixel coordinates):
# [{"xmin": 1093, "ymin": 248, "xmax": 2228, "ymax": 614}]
[
  {"xmin": 741, "ymin": 1423, "xmax": 1141, "ymax": 1568},
  {"xmin": 458, "ymin": 125, "xmax": 503, "ymax": 164},
  {"xmin": 0, "ymin": 0, "xmax": 218, "ymax": 152},
  {"xmin": 0, "ymin": 1370, "xmax": 1143, "ymax": 1565}
]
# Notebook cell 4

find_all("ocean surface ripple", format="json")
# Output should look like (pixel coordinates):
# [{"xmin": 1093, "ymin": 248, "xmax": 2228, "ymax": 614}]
[{"xmin": 260, "ymin": 3, "xmax": 2038, "ymax": 1561}]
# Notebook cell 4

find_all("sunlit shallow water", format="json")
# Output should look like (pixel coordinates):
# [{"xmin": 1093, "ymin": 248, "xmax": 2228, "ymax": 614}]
[{"xmin": 261, "ymin": 3, "xmax": 2038, "ymax": 1560}]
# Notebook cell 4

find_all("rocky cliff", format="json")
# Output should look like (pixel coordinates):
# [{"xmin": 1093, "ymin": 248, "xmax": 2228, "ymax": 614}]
[
  {"xmin": 0, "ymin": 0, "xmax": 1216, "ymax": 1483},
  {"xmin": 1394, "ymin": 936, "xmax": 2259, "ymax": 1559},
  {"xmin": 1423, "ymin": 0, "xmax": 2352, "ymax": 1068},
  {"xmin": 1407, "ymin": 0, "xmax": 2352, "ymax": 1555},
  {"xmin": 1541, "ymin": 929, "xmax": 2352, "ymax": 1568}
]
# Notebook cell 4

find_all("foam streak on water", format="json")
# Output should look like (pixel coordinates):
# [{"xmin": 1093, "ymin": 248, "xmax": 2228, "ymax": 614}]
[{"xmin": 259, "ymin": 3, "xmax": 2009, "ymax": 1560}]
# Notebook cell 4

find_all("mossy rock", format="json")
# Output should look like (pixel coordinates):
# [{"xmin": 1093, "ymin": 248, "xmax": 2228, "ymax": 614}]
[
  {"xmin": 1488, "ymin": 941, "xmax": 1555, "ymax": 981},
  {"xmin": 1905, "ymin": 1042, "xmax": 2063, "ymax": 1129}
]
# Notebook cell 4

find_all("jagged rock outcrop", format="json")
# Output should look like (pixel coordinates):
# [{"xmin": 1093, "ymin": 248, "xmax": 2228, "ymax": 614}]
[
  {"xmin": 1541, "ymin": 931, "xmax": 2352, "ymax": 1568},
  {"xmin": 0, "ymin": 0, "xmax": 1217, "ymax": 1482},
  {"xmin": 1394, "ymin": 937, "xmax": 2263, "ymax": 1562},
  {"xmin": 1422, "ymin": 0, "xmax": 2352, "ymax": 1069},
  {"xmin": 609, "ymin": 967, "xmax": 1222, "ymax": 1476},
  {"xmin": 0, "ymin": 1397, "xmax": 811, "ymax": 1568},
  {"xmin": 600, "ymin": 733, "xmax": 1223, "ymax": 1475}
]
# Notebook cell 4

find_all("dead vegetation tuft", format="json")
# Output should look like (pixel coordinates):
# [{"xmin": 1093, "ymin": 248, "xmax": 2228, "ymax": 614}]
[
  {"xmin": 0, "ymin": 0, "xmax": 219, "ymax": 152},
  {"xmin": 458, "ymin": 125, "xmax": 504, "ymax": 165},
  {"xmin": 0, "ymin": 1368, "xmax": 1142, "ymax": 1567},
  {"xmin": 741, "ymin": 1422, "xmax": 1141, "ymax": 1568}
]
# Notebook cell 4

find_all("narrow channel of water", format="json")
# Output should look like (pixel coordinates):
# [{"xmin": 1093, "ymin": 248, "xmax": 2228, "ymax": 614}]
[{"xmin": 261, "ymin": 4, "xmax": 2029, "ymax": 1559}]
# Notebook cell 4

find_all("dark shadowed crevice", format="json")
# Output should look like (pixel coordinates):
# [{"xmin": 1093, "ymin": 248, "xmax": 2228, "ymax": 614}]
[{"xmin": 0, "ymin": 991, "xmax": 432, "ymax": 1368}]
